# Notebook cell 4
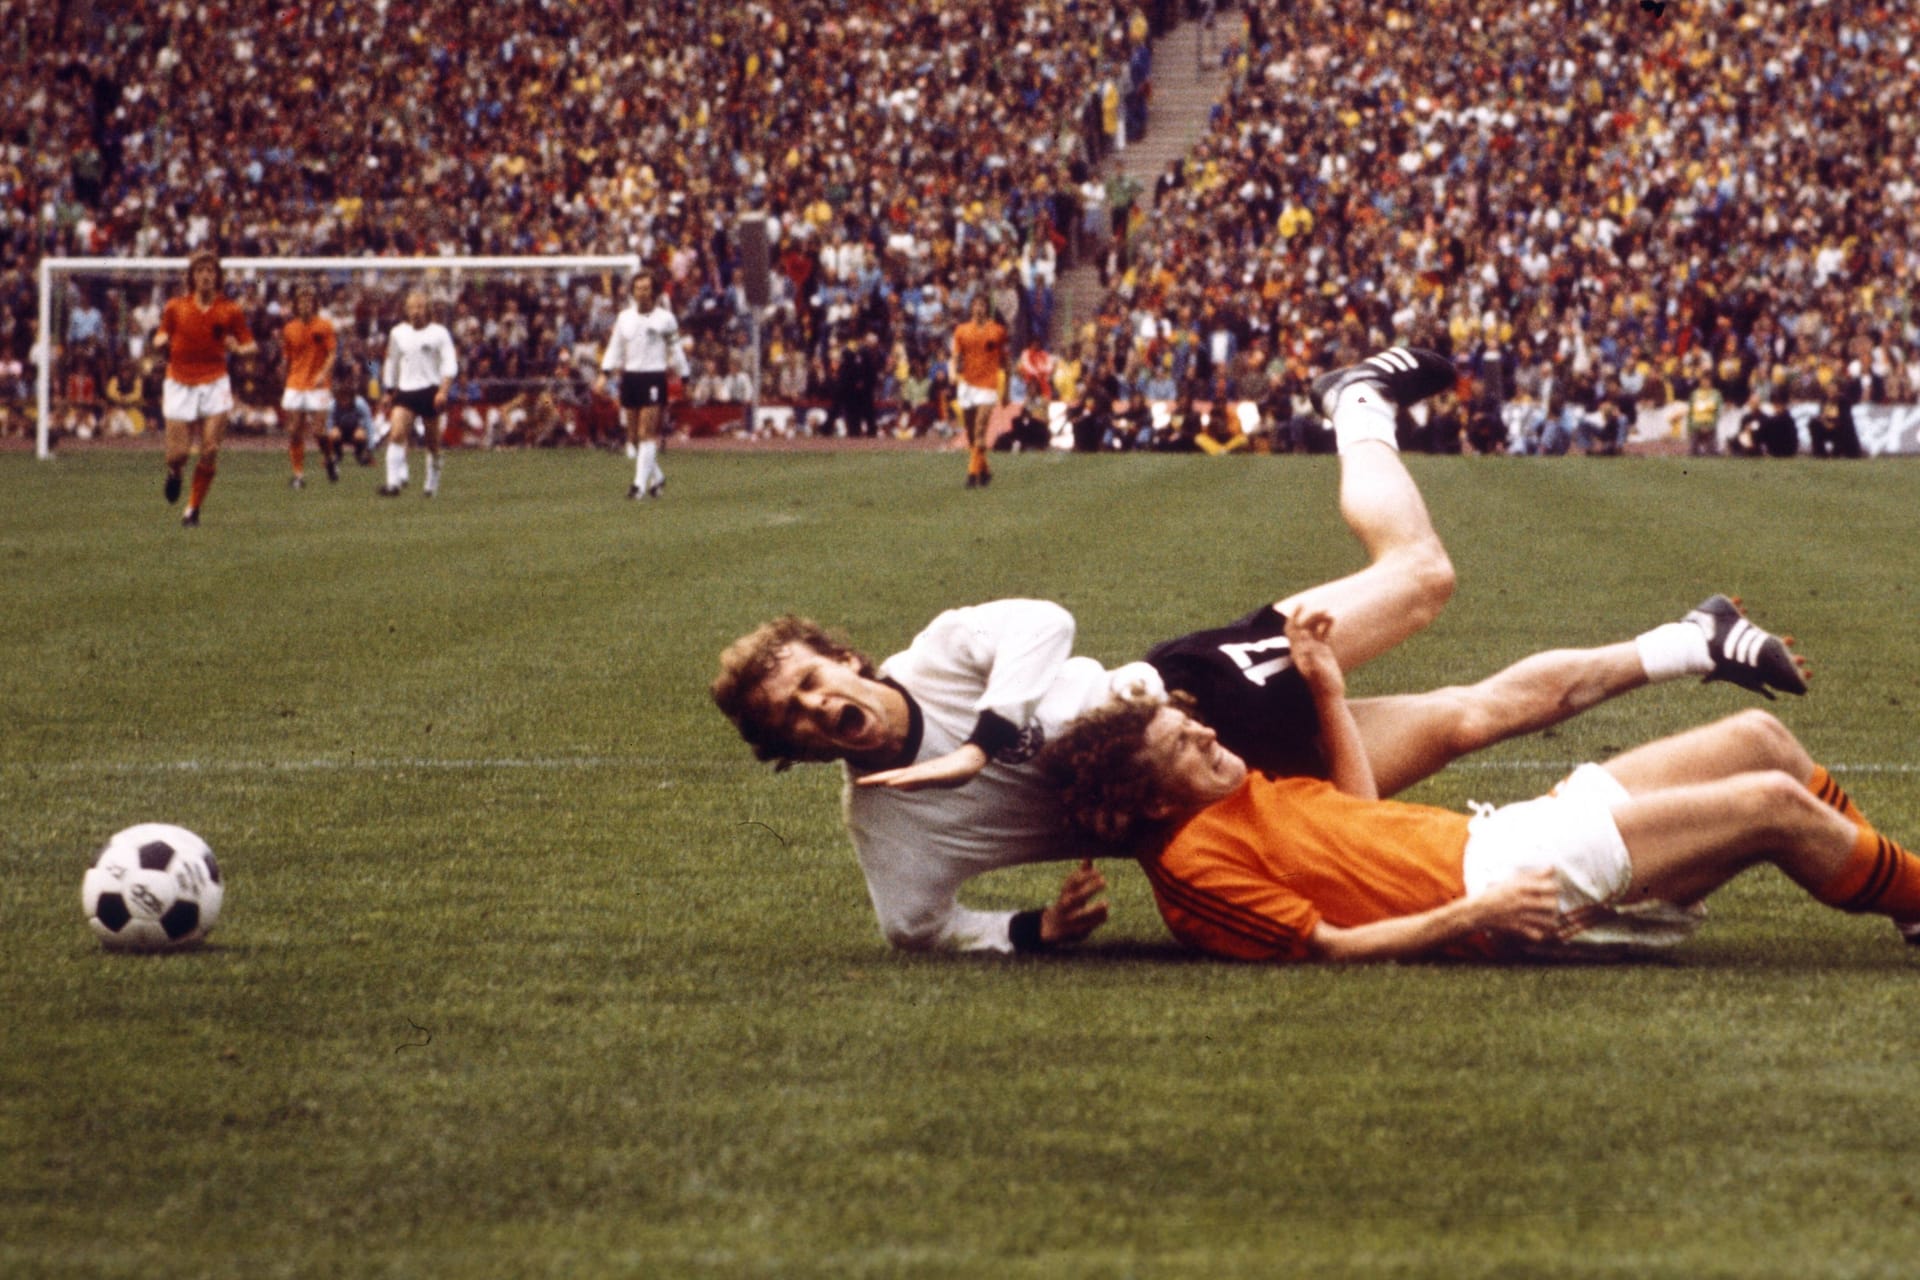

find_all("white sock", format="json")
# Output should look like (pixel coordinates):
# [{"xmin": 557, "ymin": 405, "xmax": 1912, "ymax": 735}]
[
  {"xmin": 638, "ymin": 441, "xmax": 659, "ymax": 488},
  {"xmin": 425, "ymin": 455, "xmax": 442, "ymax": 495},
  {"xmin": 387, "ymin": 441, "xmax": 408, "ymax": 488},
  {"xmin": 1635, "ymin": 621, "xmax": 1713, "ymax": 682},
  {"xmin": 1331, "ymin": 384, "xmax": 1399, "ymax": 453}
]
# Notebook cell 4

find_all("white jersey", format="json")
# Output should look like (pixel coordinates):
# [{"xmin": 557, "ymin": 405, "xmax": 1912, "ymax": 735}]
[
  {"xmin": 383, "ymin": 322, "xmax": 458, "ymax": 393},
  {"xmin": 600, "ymin": 303, "xmax": 681, "ymax": 374},
  {"xmin": 843, "ymin": 600, "xmax": 1163, "ymax": 954}
]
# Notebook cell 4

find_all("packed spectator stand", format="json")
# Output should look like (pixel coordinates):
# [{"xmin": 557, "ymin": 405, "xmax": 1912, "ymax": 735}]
[
  {"xmin": 1079, "ymin": 0, "xmax": 1920, "ymax": 455},
  {"xmin": 4, "ymin": 0, "xmax": 1173, "ymax": 445},
  {"xmin": 6, "ymin": 0, "xmax": 1919, "ymax": 457}
]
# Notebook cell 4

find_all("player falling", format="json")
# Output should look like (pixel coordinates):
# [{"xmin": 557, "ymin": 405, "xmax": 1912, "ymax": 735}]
[
  {"xmin": 279, "ymin": 285, "xmax": 339, "ymax": 488},
  {"xmin": 152, "ymin": 250, "xmax": 258, "ymax": 527}
]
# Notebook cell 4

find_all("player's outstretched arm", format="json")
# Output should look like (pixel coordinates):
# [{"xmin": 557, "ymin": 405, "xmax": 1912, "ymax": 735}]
[
  {"xmin": 1308, "ymin": 870, "xmax": 1559, "ymax": 963},
  {"xmin": 857, "ymin": 744, "xmax": 989, "ymax": 791}
]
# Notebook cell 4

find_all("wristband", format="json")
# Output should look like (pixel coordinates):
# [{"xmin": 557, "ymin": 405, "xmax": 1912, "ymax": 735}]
[
  {"xmin": 965, "ymin": 711, "xmax": 1021, "ymax": 759},
  {"xmin": 1009, "ymin": 908, "xmax": 1051, "ymax": 953}
]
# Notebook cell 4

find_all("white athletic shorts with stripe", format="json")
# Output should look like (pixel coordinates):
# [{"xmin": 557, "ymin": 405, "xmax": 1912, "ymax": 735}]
[
  {"xmin": 163, "ymin": 376, "xmax": 235, "ymax": 422},
  {"xmin": 1462, "ymin": 762, "xmax": 1705, "ymax": 950}
]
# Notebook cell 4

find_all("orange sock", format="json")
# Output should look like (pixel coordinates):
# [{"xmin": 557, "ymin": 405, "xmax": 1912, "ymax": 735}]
[
  {"xmin": 290, "ymin": 439, "xmax": 305, "ymax": 475},
  {"xmin": 189, "ymin": 458, "xmax": 216, "ymax": 510},
  {"xmin": 1807, "ymin": 765, "xmax": 1868, "ymax": 830},
  {"xmin": 1815, "ymin": 827, "xmax": 1920, "ymax": 917},
  {"xmin": 972, "ymin": 446, "xmax": 989, "ymax": 476}
]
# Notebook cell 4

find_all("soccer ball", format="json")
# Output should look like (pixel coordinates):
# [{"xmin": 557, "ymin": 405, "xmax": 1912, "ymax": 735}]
[{"xmin": 81, "ymin": 824, "xmax": 224, "ymax": 951}]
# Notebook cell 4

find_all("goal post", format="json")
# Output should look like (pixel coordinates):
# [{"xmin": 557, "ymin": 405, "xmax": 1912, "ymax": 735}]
[{"xmin": 34, "ymin": 254, "xmax": 642, "ymax": 460}]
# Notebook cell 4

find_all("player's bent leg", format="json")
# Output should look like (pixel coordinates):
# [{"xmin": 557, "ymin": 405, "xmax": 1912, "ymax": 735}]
[
  {"xmin": 1608, "ymin": 772, "xmax": 1845, "ymax": 909},
  {"xmin": 1274, "ymin": 535, "xmax": 1454, "ymax": 675},
  {"xmin": 1599, "ymin": 709, "xmax": 1814, "ymax": 796},
  {"xmin": 1348, "ymin": 643, "xmax": 1651, "ymax": 796}
]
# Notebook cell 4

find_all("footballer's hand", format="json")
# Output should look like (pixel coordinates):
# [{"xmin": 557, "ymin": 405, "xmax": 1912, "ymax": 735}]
[
  {"xmin": 1474, "ymin": 870, "xmax": 1561, "ymax": 943},
  {"xmin": 855, "ymin": 744, "xmax": 989, "ymax": 791},
  {"xmin": 1041, "ymin": 859, "xmax": 1109, "ymax": 946},
  {"xmin": 1285, "ymin": 607, "xmax": 1344, "ymax": 698}
]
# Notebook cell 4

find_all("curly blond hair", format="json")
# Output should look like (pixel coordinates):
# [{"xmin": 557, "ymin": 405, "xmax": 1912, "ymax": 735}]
[{"xmin": 1037, "ymin": 692, "xmax": 1195, "ymax": 851}]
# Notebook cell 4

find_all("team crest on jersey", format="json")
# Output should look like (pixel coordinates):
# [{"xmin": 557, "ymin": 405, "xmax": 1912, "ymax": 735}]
[{"xmin": 993, "ymin": 724, "xmax": 1047, "ymax": 765}]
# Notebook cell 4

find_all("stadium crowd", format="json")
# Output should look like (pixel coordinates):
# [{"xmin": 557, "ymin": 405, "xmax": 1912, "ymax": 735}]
[
  {"xmin": 3, "ymin": 0, "xmax": 1175, "ymax": 443},
  {"xmin": 1070, "ymin": 0, "xmax": 1920, "ymax": 454},
  {"xmin": 5, "ymin": 0, "xmax": 1919, "ymax": 457}
]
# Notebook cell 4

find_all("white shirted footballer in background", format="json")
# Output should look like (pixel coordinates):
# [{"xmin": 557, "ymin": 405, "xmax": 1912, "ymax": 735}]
[
  {"xmin": 378, "ymin": 290, "xmax": 459, "ymax": 498},
  {"xmin": 594, "ymin": 273, "xmax": 685, "ymax": 501}
]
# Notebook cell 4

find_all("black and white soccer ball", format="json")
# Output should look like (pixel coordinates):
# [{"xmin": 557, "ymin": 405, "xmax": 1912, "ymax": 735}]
[{"xmin": 81, "ymin": 824, "xmax": 224, "ymax": 951}]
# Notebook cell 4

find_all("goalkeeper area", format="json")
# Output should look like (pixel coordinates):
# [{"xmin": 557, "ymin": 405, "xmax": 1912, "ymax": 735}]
[
  {"xmin": 32, "ymin": 254, "xmax": 642, "ymax": 460},
  {"xmin": 3, "ymin": 448, "xmax": 1918, "ymax": 1277}
]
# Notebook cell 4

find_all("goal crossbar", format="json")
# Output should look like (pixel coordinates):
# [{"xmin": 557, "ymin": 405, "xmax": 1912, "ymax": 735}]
[{"xmin": 34, "ymin": 254, "xmax": 641, "ymax": 459}]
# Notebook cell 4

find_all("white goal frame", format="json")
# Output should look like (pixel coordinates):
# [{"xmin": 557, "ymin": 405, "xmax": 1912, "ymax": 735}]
[{"xmin": 34, "ymin": 254, "xmax": 642, "ymax": 460}]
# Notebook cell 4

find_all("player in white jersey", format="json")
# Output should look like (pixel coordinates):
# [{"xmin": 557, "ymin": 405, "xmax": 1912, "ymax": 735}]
[
  {"xmin": 593, "ymin": 273, "xmax": 684, "ymax": 500},
  {"xmin": 711, "ymin": 349, "xmax": 1809, "ymax": 954},
  {"xmin": 377, "ymin": 291, "xmax": 459, "ymax": 498}
]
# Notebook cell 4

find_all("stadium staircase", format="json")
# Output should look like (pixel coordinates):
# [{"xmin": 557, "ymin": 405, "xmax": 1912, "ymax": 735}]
[{"xmin": 1054, "ymin": 5, "xmax": 1246, "ymax": 347}]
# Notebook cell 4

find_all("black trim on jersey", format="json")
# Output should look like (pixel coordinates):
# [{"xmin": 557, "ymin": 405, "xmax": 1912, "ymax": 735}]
[
  {"xmin": 965, "ymin": 711, "xmax": 1022, "ymax": 758},
  {"xmin": 874, "ymin": 676, "xmax": 923, "ymax": 771}
]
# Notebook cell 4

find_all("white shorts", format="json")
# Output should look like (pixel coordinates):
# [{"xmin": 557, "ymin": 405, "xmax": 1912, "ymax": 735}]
[
  {"xmin": 1462, "ymin": 763, "xmax": 1704, "ymax": 949},
  {"xmin": 281, "ymin": 387, "xmax": 335, "ymax": 413},
  {"xmin": 957, "ymin": 381, "xmax": 1000, "ymax": 411},
  {"xmin": 163, "ymin": 376, "xmax": 235, "ymax": 422}
]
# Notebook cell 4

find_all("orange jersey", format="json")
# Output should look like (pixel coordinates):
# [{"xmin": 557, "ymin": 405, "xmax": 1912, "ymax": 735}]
[
  {"xmin": 1143, "ymin": 775, "xmax": 1483, "ymax": 964},
  {"xmin": 952, "ymin": 319, "xmax": 1007, "ymax": 391},
  {"xmin": 281, "ymin": 315, "xmax": 337, "ymax": 392},
  {"xmin": 161, "ymin": 295, "xmax": 254, "ymax": 386}
]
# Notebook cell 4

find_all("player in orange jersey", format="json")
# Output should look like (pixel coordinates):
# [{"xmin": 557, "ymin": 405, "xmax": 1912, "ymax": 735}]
[
  {"xmin": 152, "ymin": 250, "xmax": 258, "ymax": 527},
  {"xmin": 950, "ymin": 294, "xmax": 1007, "ymax": 488},
  {"xmin": 1045, "ymin": 609, "xmax": 1920, "ymax": 964},
  {"xmin": 278, "ymin": 284, "xmax": 338, "ymax": 489}
]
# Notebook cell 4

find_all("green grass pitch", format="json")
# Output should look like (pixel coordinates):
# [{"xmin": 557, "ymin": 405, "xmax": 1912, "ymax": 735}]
[{"xmin": 3, "ymin": 446, "xmax": 1918, "ymax": 1279}]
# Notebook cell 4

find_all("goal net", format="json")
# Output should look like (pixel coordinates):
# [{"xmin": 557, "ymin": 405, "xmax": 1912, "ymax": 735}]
[{"xmin": 33, "ymin": 255, "xmax": 642, "ymax": 460}]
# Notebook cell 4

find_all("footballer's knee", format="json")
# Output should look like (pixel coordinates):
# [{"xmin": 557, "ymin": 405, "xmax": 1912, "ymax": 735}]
[
  {"xmin": 1393, "ymin": 535, "xmax": 1456, "ymax": 628},
  {"xmin": 1722, "ymin": 708, "xmax": 1805, "ymax": 768}
]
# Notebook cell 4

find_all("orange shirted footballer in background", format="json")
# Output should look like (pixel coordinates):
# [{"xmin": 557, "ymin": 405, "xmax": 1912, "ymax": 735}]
[{"xmin": 151, "ymin": 250, "xmax": 258, "ymax": 527}]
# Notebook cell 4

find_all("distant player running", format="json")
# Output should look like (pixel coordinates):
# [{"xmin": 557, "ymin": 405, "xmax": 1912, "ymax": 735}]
[
  {"xmin": 594, "ymin": 273, "xmax": 683, "ymax": 501},
  {"xmin": 377, "ymin": 291, "xmax": 459, "ymax": 499},
  {"xmin": 152, "ymin": 250, "xmax": 258, "ymax": 527},
  {"xmin": 279, "ymin": 284, "xmax": 338, "ymax": 488},
  {"xmin": 951, "ymin": 294, "xmax": 1007, "ymax": 489}
]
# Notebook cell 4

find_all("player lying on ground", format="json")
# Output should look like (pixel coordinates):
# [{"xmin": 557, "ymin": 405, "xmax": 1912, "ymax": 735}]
[
  {"xmin": 711, "ymin": 349, "xmax": 1809, "ymax": 955},
  {"xmin": 1042, "ymin": 608, "xmax": 1914, "ymax": 963}
]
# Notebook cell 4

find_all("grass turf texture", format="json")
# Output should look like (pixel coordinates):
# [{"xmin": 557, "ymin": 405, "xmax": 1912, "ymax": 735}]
[{"xmin": 3, "ymin": 447, "xmax": 1918, "ymax": 1279}]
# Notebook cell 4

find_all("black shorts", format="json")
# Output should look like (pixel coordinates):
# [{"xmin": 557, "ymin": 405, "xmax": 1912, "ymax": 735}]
[
  {"xmin": 619, "ymin": 371, "xmax": 668, "ymax": 410},
  {"xmin": 393, "ymin": 386, "xmax": 440, "ymax": 422},
  {"xmin": 1145, "ymin": 604, "xmax": 1325, "ymax": 779}
]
